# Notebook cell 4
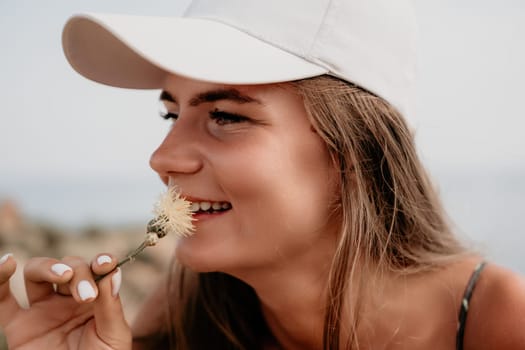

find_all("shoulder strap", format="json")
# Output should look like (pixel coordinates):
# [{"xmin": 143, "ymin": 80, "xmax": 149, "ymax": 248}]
[{"xmin": 456, "ymin": 261, "xmax": 487, "ymax": 350}]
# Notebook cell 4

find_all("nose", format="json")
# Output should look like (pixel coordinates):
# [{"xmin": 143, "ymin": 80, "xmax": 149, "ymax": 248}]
[{"xmin": 149, "ymin": 121, "xmax": 203, "ymax": 184}]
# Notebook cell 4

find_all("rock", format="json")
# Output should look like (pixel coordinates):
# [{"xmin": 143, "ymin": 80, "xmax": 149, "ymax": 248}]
[{"xmin": 0, "ymin": 199, "xmax": 23, "ymax": 235}]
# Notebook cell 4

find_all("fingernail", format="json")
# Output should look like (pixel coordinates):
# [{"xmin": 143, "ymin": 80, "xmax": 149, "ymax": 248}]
[
  {"xmin": 0, "ymin": 253, "xmax": 13, "ymax": 265},
  {"xmin": 96, "ymin": 255, "xmax": 112, "ymax": 266},
  {"xmin": 51, "ymin": 263, "xmax": 72, "ymax": 276},
  {"xmin": 78, "ymin": 280, "xmax": 96, "ymax": 301},
  {"xmin": 111, "ymin": 268, "xmax": 122, "ymax": 297}
]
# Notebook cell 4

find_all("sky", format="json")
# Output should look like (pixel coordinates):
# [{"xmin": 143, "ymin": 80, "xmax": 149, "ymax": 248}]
[{"xmin": 0, "ymin": 1, "xmax": 524, "ymax": 270}]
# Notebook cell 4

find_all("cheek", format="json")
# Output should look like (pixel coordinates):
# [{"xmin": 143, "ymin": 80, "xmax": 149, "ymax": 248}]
[
  {"xmin": 275, "ymin": 139, "xmax": 338, "ymax": 235},
  {"xmin": 217, "ymin": 132, "xmax": 338, "ymax": 243}
]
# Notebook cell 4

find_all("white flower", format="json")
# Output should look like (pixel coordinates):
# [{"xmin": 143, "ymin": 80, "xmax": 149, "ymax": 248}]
[{"xmin": 152, "ymin": 186, "xmax": 195, "ymax": 238}]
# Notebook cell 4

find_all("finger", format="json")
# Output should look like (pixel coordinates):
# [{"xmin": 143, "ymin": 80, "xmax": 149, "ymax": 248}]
[
  {"xmin": 61, "ymin": 256, "xmax": 98, "ymax": 303},
  {"xmin": 0, "ymin": 253, "xmax": 21, "ymax": 327},
  {"xmin": 23, "ymin": 257, "xmax": 74, "ymax": 305},
  {"xmin": 90, "ymin": 253, "xmax": 118, "ymax": 277},
  {"xmin": 93, "ymin": 268, "xmax": 132, "ymax": 347}
]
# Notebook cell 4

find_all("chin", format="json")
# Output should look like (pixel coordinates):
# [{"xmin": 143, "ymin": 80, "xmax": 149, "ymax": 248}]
[
  {"xmin": 174, "ymin": 241, "xmax": 212, "ymax": 272},
  {"xmin": 174, "ymin": 236, "xmax": 233, "ymax": 273},
  {"xmin": 174, "ymin": 236, "xmax": 264, "ymax": 277}
]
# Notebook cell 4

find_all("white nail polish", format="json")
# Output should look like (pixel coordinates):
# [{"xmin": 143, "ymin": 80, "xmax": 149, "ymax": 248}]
[
  {"xmin": 78, "ymin": 280, "xmax": 96, "ymax": 301},
  {"xmin": 0, "ymin": 253, "xmax": 13, "ymax": 265},
  {"xmin": 51, "ymin": 263, "xmax": 72, "ymax": 276},
  {"xmin": 111, "ymin": 268, "xmax": 122, "ymax": 297},
  {"xmin": 96, "ymin": 255, "xmax": 112, "ymax": 266}
]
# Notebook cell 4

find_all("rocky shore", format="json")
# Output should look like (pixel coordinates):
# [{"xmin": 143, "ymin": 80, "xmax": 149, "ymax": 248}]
[{"xmin": 0, "ymin": 199, "xmax": 176, "ymax": 349}]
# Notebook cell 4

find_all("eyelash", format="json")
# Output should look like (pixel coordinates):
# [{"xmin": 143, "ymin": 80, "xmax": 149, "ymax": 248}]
[
  {"xmin": 160, "ymin": 111, "xmax": 178, "ymax": 120},
  {"xmin": 160, "ymin": 108, "xmax": 249, "ymax": 125},
  {"xmin": 209, "ymin": 109, "xmax": 250, "ymax": 125}
]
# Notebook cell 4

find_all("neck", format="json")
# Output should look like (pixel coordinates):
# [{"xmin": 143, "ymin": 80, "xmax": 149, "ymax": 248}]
[
  {"xmin": 258, "ymin": 266, "xmax": 328, "ymax": 349},
  {"xmin": 230, "ymin": 240, "xmax": 335, "ymax": 349},
  {"xmin": 234, "ymin": 260, "xmax": 434, "ymax": 349}
]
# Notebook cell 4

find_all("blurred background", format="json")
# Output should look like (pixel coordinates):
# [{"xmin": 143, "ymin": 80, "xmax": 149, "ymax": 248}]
[{"xmin": 1, "ymin": 0, "xmax": 524, "ymax": 347}]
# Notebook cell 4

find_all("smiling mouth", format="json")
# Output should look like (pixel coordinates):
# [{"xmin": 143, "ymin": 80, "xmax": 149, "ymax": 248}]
[{"xmin": 189, "ymin": 201, "xmax": 232, "ymax": 214}]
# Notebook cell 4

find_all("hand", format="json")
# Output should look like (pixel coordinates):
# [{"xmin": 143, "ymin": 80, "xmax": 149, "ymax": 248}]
[{"xmin": 0, "ymin": 253, "xmax": 132, "ymax": 349}]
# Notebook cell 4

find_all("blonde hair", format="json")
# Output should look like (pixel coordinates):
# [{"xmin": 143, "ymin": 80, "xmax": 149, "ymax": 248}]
[
  {"xmin": 145, "ymin": 75, "xmax": 465, "ymax": 349},
  {"xmin": 293, "ymin": 75, "xmax": 465, "ymax": 348}
]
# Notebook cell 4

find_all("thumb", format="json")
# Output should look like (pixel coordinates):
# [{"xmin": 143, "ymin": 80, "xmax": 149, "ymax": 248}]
[
  {"xmin": 93, "ymin": 268, "xmax": 132, "ymax": 349},
  {"xmin": 0, "ymin": 253, "xmax": 21, "ymax": 328}
]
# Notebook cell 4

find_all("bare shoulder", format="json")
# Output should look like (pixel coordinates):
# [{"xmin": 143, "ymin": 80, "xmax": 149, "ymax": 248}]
[{"xmin": 464, "ymin": 263, "xmax": 525, "ymax": 350}]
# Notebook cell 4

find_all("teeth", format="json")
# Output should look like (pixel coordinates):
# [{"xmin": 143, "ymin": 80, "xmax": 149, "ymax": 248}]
[
  {"xmin": 200, "ymin": 201, "xmax": 211, "ymax": 211},
  {"xmin": 189, "ymin": 201, "xmax": 232, "ymax": 213},
  {"xmin": 190, "ymin": 202, "xmax": 200, "ymax": 212}
]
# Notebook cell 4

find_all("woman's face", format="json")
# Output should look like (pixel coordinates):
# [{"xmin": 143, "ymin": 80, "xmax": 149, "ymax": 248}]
[{"xmin": 150, "ymin": 74, "xmax": 339, "ymax": 275}]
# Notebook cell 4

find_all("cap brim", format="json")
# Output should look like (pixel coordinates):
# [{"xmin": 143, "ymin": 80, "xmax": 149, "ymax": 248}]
[{"xmin": 62, "ymin": 13, "xmax": 328, "ymax": 89}]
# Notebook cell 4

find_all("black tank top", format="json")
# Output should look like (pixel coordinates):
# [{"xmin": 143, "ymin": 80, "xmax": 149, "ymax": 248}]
[{"xmin": 455, "ymin": 261, "xmax": 487, "ymax": 350}]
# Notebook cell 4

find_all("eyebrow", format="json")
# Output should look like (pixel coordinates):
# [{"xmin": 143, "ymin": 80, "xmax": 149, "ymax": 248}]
[{"xmin": 159, "ymin": 88, "xmax": 262, "ymax": 106}]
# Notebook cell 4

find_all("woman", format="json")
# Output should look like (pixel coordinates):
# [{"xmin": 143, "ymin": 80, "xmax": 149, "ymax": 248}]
[{"xmin": 1, "ymin": 0, "xmax": 524, "ymax": 349}]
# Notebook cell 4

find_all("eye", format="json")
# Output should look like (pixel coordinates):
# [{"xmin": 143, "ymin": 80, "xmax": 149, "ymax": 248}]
[
  {"xmin": 209, "ymin": 109, "xmax": 249, "ymax": 125},
  {"xmin": 159, "ymin": 99, "xmax": 178, "ymax": 120},
  {"xmin": 160, "ymin": 111, "xmax": 179, "ymax": 120}
]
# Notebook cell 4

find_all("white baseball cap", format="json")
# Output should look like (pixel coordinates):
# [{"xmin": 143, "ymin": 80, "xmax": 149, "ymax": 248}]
[{"xmin": 62, "ymin": 0, "xmax": 417, "ymax": 117}]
